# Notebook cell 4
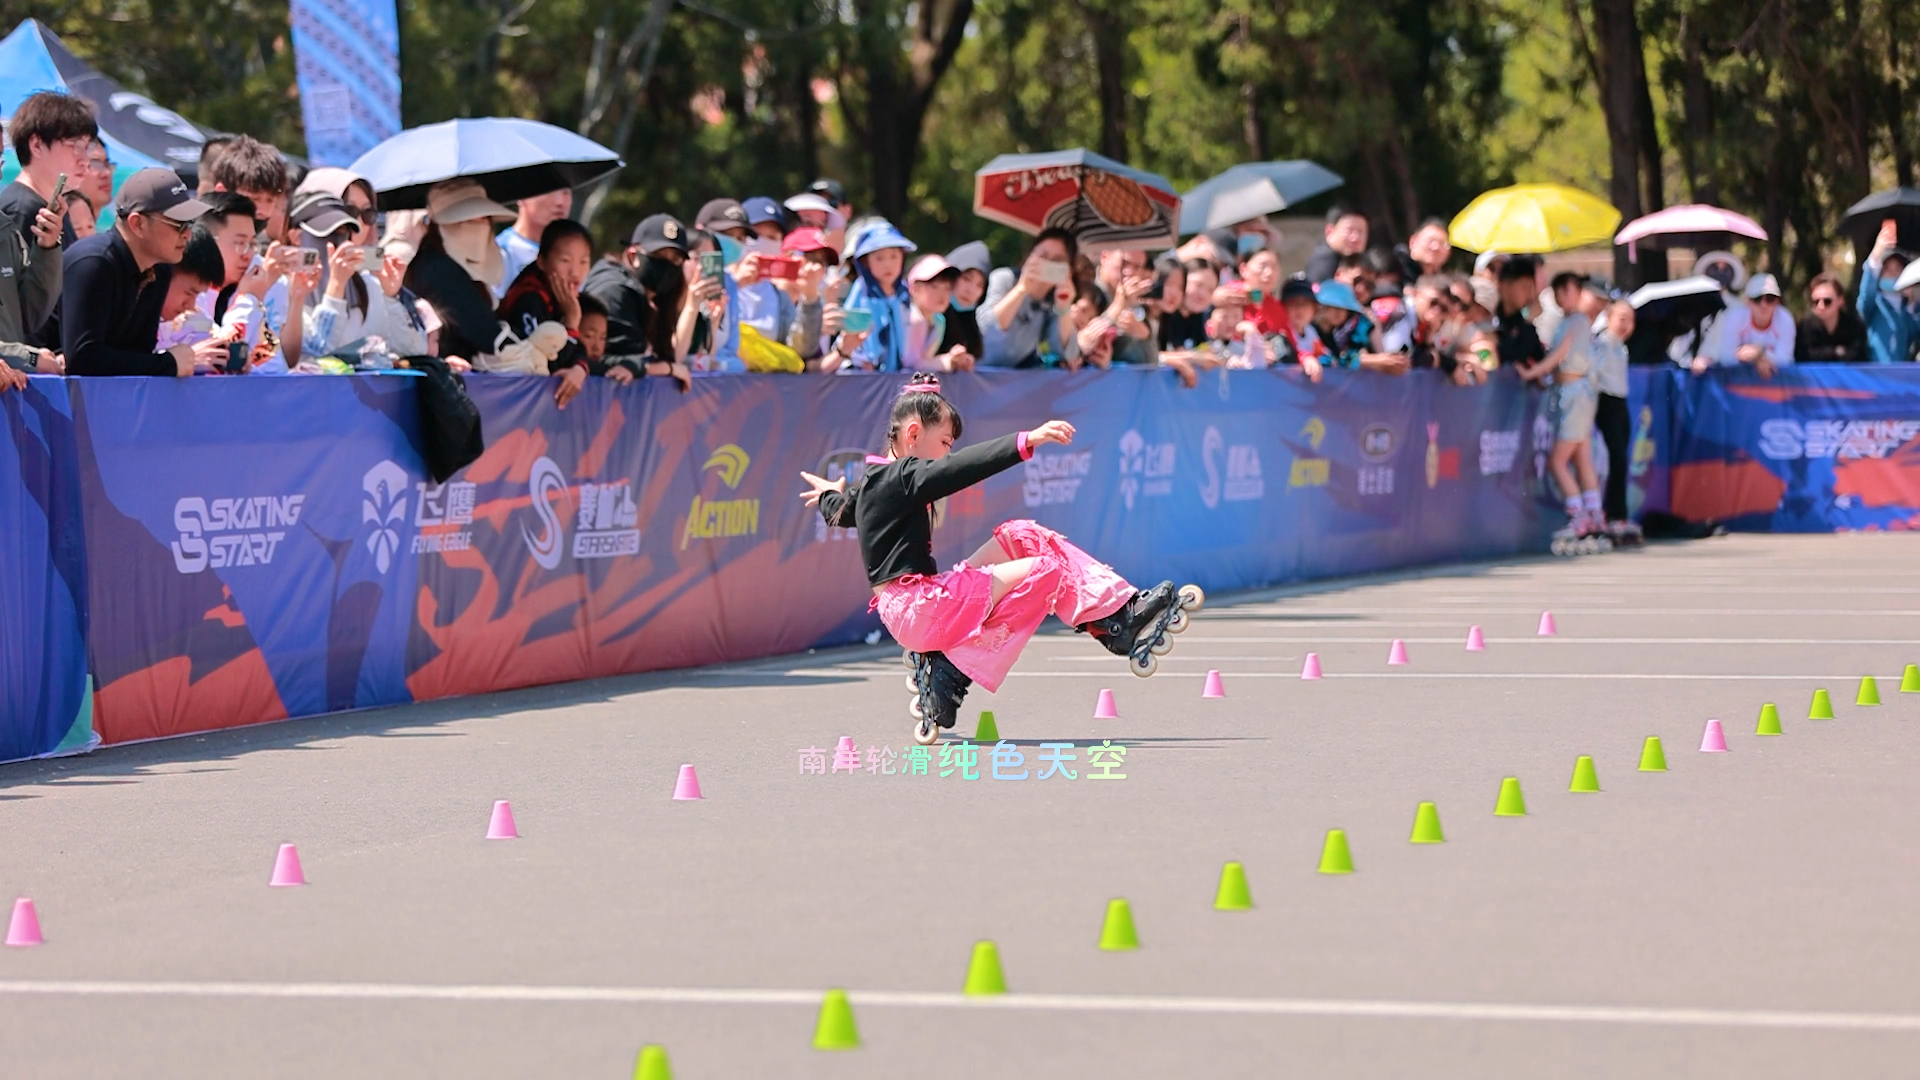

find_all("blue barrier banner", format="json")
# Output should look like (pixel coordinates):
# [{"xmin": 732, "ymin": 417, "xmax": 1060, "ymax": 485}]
[{"xmin": 0, "ymin": 377, "xmax": 89, "ymax": 762}]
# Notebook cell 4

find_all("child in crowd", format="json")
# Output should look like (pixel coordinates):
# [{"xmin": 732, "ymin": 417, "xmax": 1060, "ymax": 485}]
[
  {"xmin": 1204, "ymin": 283, "xmax": 1272, "ymax": 369},
  {"xmin": 901, "ymin": 254, "xmax": 976, "ymax": 372},
  {"xmin": 492, "ymin": 219, "xmax": 603, "ymax": 407},
  {"xmin": 1591, "ymin": 296, "xmax": 1640, "ymax": 545},
  {"xmin": 578, "ymin": 294, "xmax": 610, "ymax": 368},
  {"xmin": 1516, "ymin": 272, "xmax": 1604, "ymax": 544},
  {"xmin": 831, "ymin": 224, "xmax": 916, "ymax": 372}
]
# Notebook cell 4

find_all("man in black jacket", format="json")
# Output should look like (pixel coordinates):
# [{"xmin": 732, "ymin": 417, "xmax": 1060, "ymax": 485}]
[
  {"xmin": 62, "ymin": 168, "xmax": 225, "ymax": 377},
  {"xmin": 582, "ymin": 213, "xmax": 695, "ymax": 389}
]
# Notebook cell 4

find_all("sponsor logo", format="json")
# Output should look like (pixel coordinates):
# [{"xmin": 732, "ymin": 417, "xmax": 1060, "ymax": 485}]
[
  {"xmin": 683, "ymin": 444, "xmax": 761, "ymax": 548},
  {"xmin": 361, "ymin": 461, "xmax": 408, "ymax": 573},
  {"xmin": 1286, "ymin": 418, "xmax": 1327, "ymax": 491},
  {"xmin": 1757, "ymin": 419, "xmax": 1920, "ymax": 461},
  {"xmin": 1361, "ymin": 423, "xmax": 1395, "ymax": 462},
  {"xmin": 1423, "ymin": 422, "xmax": 1461, "ymax": 487},
  {"xmin": 1118, "ymin": 429, "xmax": 1176, "ymax": 511},
  {"xmin": 1479, "ymin": 429, "xmax": 1521, "ymax": 476},
  {"xmin": 523, "ymin": 456, "xmax": 567, "ymax": 570},
  {"xmin": 1023, "ymin": 448, "xmax": 1093, "ymax": 507},
  {"xmin": 171, "ymin": 492, "xmax": 305, "ymax": 573},
  {"xmin": 1532, "ymin": 413, "xmax": 1554, "ymax": 480},
  {"xmin": 1202, "ymin": 425, "xmax": 1268, "ymax": 505},
  {"xmin": 1359, "ymin": 464, "xmax": 1395, "ymax": 496},
  {"xmin": 412, "ymin": 480, "xmax": 477, "ymax": 554},
  {"xmin": 573, "ymin": 481, "xmax": 640, "ymax": 558},
  {"xmin": 813, "ymin": 448, "xmax": 870, "ymax": 543}
]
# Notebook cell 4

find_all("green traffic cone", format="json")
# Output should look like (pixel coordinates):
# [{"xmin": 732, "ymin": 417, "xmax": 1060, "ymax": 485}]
[
  {"xmin": 1638, "ymin": 736, "xmax": 1667, "ymax": 772},
  {"xmin": 811, "ymin": 989, "xmax": 860, "ymax": 1050},
  {"xmin": 974, "ymin": 710, "xmax": 999, "ymax": 742},
  {"xmin": 1756, "ymin": 702, "xmax": 1783, "ymax": 735},
  {"xmin": 1494, "ymin": 777, "xmax": 1527, "ymax": 816},
  {"xmin": 633, "ymin": 1044, "xmax": 673, "ymax": 1080},
  {"xmin": 1317, "ymin": 829, "xmax": 1353, "ymax": 874},
  {"xmin": 1903, "ymin": 665, "xmax": 1920, "ymax": 693},
  {"xmin": 963, "ymin": 940, "xmax": 1006, "ymax": 994},
  {"xmin": 1857, "ymin": 677, "xmax": 1881, "ymax": 707},
  {"xmin": 1213, "ymin": 861, "xmax": 1253, "ymax": 910},
  {"xmin": 1409, "ymin": 801, "xmax": 1445, "ymax": 843},
  {"xmin": 1099, "ymin": 898, "xmax": 1139, "ymax": 950},
  {"xmin": 1810, "ymin": 688, "xmax": 1834, "ymax": 720},
  {"xmin": 1569, "ymin": 755, "xmax": 1600, "ymax": 792}
]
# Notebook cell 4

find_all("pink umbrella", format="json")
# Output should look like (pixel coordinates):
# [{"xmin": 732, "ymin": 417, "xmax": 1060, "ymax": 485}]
[{"xmin": 1614, "ymin": 204, "xmax": 1766, "ymax": 263}]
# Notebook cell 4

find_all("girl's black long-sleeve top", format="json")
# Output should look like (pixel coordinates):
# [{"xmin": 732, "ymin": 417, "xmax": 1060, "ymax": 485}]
[{"xmin": 817, "ymin": 432, "xmax": 1031, "ymax": 586}]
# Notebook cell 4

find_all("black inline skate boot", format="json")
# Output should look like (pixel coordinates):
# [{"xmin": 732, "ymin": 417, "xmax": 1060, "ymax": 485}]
[
  {"xmin": 1076, "ymin": 581, "xmax": 1177, "ymax": 657},
  {"xmin": 910, "ymin": 650, "xmax": 972, "ymax": 744}
]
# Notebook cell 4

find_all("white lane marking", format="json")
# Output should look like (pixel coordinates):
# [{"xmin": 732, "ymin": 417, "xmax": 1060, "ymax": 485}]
[
  {"xmin": 999, "ymin": 672, "xmax": 1908, "ymax": 681},
  {"xmin": 1029, "ymin": 638, "xmax": 1920, "ymax": 647},
  {"xmin": 2, "ymin": 980, "xmax": 1918, "ymax": 1032}
]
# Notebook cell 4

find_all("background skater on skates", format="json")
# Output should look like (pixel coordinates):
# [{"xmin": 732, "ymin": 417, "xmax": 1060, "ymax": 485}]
[
  {"xmin": 1589, "ymin": 293, "xmax": 1642, "ymax": 547},
  {"xmin": 800, "ymin": 373, "xmax": 1203, "ymax": 744},
  {"xmin": 1517, "ymin": 272, "xmax": 1610, "ymax": 555}
]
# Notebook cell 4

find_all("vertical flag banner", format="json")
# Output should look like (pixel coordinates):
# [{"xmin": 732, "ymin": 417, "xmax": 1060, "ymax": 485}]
[{"xmin": 290, "ymin": 0, "xmax": 401, "ymax": 166}]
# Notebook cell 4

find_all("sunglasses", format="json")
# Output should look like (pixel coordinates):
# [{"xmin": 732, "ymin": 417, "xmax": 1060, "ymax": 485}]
[
  {"xmin": 1753, "ymin": 295, "xmax": 1780, "ymax": 305},
  {"xmin": 137, "ymin": 213, "xmax": 192, "ymax": 235},
  {"xmin": 1811, "ymin": 296, "xmax": 1838, "ymax": 307}
]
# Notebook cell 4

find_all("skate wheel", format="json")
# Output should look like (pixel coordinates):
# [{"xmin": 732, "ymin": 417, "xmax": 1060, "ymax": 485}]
[
  {"xmin": 1150, "ymin": 636, "xmax": 1173, "ymax": 656},
  {"xmin": 905, "ymin": 673, "xmax": 920, "ymax": 692},
  {"xmin": 1131, "ymin": 651, "xmax": 1158, "ymax": 677},
  {"xmin": 909, "ymin": 696, "xmax": 924, "ymax": 720},
  {"xmin": 1178, "ymin": 584, "xmax": 1205, "ymax": 612},
  {"xmin": 1167, "ymin": 609, "xmax": 1190, "ymax": 634},
  {"xmin": 902, "ymin": 650, "xmax": 916, "ymax": 669},
  {"xmin": 1550, "ymin": 539, "xmax": 1567, "ymax": 555},
  {"xmin": 913, "ymin": 719, "xmax": 939, "ymax": 745}
]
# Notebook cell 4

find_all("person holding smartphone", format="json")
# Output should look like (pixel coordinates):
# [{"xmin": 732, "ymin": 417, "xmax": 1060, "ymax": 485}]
[
  {"xmin": 825, "ymin": 224, "xmax": 916, "ymax": 373},
  {"xmin": 979, "ymin": 228, "xmax": 1079, "ymax": 368},
  {"xmin": 1859, "ymin": 219, "xmax": 1920, "ymax": 364}
]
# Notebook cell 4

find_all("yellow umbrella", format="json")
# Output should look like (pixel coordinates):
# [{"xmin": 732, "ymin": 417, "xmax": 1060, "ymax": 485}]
[{"xmin": 1447, "ymin": 184, "xmax": 1621, "ymax": 254}]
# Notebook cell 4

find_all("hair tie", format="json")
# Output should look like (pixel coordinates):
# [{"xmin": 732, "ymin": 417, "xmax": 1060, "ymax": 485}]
[{"xmin": 899, "ymin": 375, "xmax": 942, "ymax": 396}]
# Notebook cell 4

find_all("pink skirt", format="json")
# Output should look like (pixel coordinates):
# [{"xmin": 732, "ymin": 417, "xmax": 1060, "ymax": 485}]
[{"xmin": 875, "ymin": 519, "xmax": 1135, "ymax": 692}]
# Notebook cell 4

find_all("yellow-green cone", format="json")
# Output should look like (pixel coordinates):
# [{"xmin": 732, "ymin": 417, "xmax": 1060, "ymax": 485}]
[
  {"xmin": 1756, "ymin": 702, "xmax": 1783, "ymax": 736},
  {"xmin": 1902, "ymin": 665, "xmax": 1920, "ymax": 693},
  {"xmin": 1098, "ymin": 898, "xmax": 1139, "ymax": 950},
  {"xmin": 1638, "ymin": 736, "xmax": 1667, "ymax": 772},
  {"xmin": 633, "ymin": 1044, "xmax": 673, "ymax": 1080},
  {"xmin": 1410, "ymin": 801, "xmax": 1445, "ymax": 843},
  {"xmin": 1570, "ymin": 755, "xmax": 1600, "ymax": 792},
  {"xmin": 1317, "ymin": 829, "xmax": 1354, "ymax": 874},
  {"xmin": 964, "ymin": 940, "xmax": 1006, "ymax": 994},
  {"xmin": 811, "ymin": 989, "xmax": 860, "ymax": 1050},
  {"xmin": 974, "ymin": 711, "xmax": 999, "ymax": 742},
  {"xmin": 1494, "ymin": 777, "xmax": 1527, "ymax": 816},
  {"xmin": 1810, "ymin": 688, "xmax": 1834, "ymax": 720},
  {"xmin": 1857, "ymin": 677, "xmax": 1881, "ymax": 707},
  {"xmin": 1214, "ymin": 861, "xmax": 1253, "ymax": 910}
]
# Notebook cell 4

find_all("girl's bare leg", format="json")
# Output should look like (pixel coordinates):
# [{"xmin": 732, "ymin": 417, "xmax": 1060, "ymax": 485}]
[
  {"xmin": 1548, "ymin": 441, "xmax": 1579, "ymax": 503},
  {"xmin": 967, "ymin": 536, "xmax": 1012, "ymax": 567},
  {"xmin": 988, "ymin": 557, "xmax": 1039, "ymax": 605}
]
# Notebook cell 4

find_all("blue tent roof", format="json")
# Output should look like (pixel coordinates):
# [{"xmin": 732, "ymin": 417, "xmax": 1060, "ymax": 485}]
[{"xmin": 0, "ymin": 20, "xmax": 207, "ymax": 180}]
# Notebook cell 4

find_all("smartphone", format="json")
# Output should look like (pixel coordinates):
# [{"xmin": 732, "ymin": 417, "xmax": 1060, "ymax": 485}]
[
  {"xmin": 765, "ymin": 256, "xmax": 801, "ymax": 281},
  {"xmin": 47, "ymin": 173, "xmax": 67, "ymax": 211},
  {"xmin": 298, "ymin": 248, "xmax": 321, "ymax": 270},
  {"xmin": 1033, "ymin": 259, "xmax": 1070, "ymax": 286},
  {"xmin": 700, "ymin": 251, "xmax": 724, "ymax": 280},
  {"xmin": 843, "ymin": 308, "xmax": 874, "ymax": 334}
]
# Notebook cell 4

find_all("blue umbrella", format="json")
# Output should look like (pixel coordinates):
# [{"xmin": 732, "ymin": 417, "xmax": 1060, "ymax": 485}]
[
  {"xmin": 349, "ymin": 118, "xmax": 623, "ymax": 210},
  {"xmin": 1178, "ymin": 161, "xmax": 1344, "ymax": 235}
]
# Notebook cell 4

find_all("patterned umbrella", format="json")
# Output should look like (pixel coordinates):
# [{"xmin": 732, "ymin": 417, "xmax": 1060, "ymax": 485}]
[{"xmin": 974, "ymin": 149, "xmax": 1179, "ymax": 251}]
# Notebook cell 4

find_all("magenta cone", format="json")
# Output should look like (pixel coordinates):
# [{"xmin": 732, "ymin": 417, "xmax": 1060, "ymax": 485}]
[
  {"xmin": 486, "ymin": 800, "xmax": 519, "ymax": 839},
  {"xmin": 1202, "ymin": 670, "xmax": 1225, "ymax": 698},
  {"xmin": 673, "ymin": 763, "xmax": 704, "ymax": 800},
  {"xmin": 6, "ymin": 898, "xmax": 43, "ymax": 946},
  {"xmin": 1466, "ymin": 625, "xmax": 1486, "ymax": 651},
  {"xmin": 1094, "ymin": 688, "xmax": 1119, "ymax": 719},
  {"xmin": 1388, "ymin": 639, "xmax": 1409, "ymax": 665},
  {"xmin": 1301, "ymin": 653, "xmax": 1322, "ymax": 680},
  {"xmin": 836, "ymin": 735, "xmax": 855, "ymax": 753},
  {"xmin": 1700, "ymin": 719, "xmax": 1728, "ymax": 753},
  {"xmin": 1537, "ymin": 611, "xmax": 1556, "ymax": 636},
  {"xmin": 269, "ymin": 843, "xmax": 306, "ymax": 887}
]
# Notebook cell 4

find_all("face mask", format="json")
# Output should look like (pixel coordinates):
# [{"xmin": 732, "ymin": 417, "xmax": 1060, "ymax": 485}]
[
  {"xmin": 1882, "ymin": 275, "xmax": 1901, "ymax": 292},
  {"xmin": 638, "ymin": 254, "xmax": 679, "ymax": 294},
  {"xmin": 440, "ymin": 219, "xmax": 503, "ymax": 289},
  {"xmin": 1237, "ymin": 233, "xmax": 1265, "ymax": 257},
  {"xmin": 717, "ymin": 234, "xmax": 743, "ymax": 267},
  {"xmin": 951, "ymin": 300, "xmax": 976, "ymax": 312}
]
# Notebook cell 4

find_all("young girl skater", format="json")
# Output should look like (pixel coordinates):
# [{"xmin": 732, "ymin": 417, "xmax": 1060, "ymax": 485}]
[{"xmin": 801, "ymin": 374, "xmax": 1204, "ymax": 744}]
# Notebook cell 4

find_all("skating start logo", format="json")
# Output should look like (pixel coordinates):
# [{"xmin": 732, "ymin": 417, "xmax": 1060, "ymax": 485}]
[
  {"xmin": 171, "ymin": 492, "xmax": 306, "ymax": 573},
  {"xmin": 1203, "ymin": 425, "xmax": 1267, "ymax": 507},
  {"xmin": 361, "ymin": 461, "xmax": 408, "ymax": 574},
  {"xmin": 1023, "ymin": 448, "xmax": 1092, "ymax": 507},
  {"xmin": 1757, "ymin": 419, "xmax": 1920, "ymax": 461},
  {"xmin": 523, "ymin": 456, "xmax": 568, "ymax": 571},
  {"xmin": 683, "ymin": 444, "xmax": 760, "ymax": 548},
  {"xmin": 1285, "ymin": 418, "xmax": 1327, "ymax": 491},
  {"xmin": 1117, "ymin": 429, "xmax": 1175, "ymax": 511},
  {"xmin": 1479, "ymin": 429, "xmax": 1521, "ymax": 476},
  {"xmin": 813, "ymin": 447, "xmax": 870, "ymax": 543}
]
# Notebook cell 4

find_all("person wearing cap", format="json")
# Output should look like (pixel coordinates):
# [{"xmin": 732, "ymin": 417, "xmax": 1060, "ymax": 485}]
[
  {"xmin": 581, "ymin": 213, "xmax": 703, "ymax": 389},
  {"xmin": 900, "ymin": 254, "xmax": 974, "ymax": 373},
  {"xmin": 1859, "ymin": 220, "xmax": 1920, "ymax": 364},
  {"xmin": 778, "ymin": 227, "xmax": 839, "ymax": 363},
  {"xmin": 493, "ymin": 188, "xmax": 573, "ymax": 302},
  {"xmin": 60, "ymin": 167, "xmax": 227, "ymax": 376},
  {"xmin": 784, "ymin": 192, "xmax": 847, "ymax": 249},
  {"xmin": 403, "ymin": 179, "xmax": 516, "ymax": 364},
  {"xmin": 695, "ymin": 199, "xmax": 752, "ymax": 244},
  {"xmin": 940, "ymin": 241, "xmax": 991, "ymax": 362},
  {"xmin": 807, "ymin": 179, "xmax": 852, "ymax": 236},
  {"xmin": 827, "ymin": 224, "xmax": 917, "ymax": 373},
  {"xmin": 1307, "ymin": 279, "xmax": 1404, "ymax": 373},
  {"xmin": 740, "ymin": 197, "xmax": 788, "ymax": 243},
  {"xmin": 296, "ymin": 177, "xmax": 427, "ymax": 364},
  {"xmin": 731, "ymin": 199, "xmax": 799, "ymax": 349},
  {"xmin": 1692, "ymin": 272, "xmax": 1795, "ymax": 376}
]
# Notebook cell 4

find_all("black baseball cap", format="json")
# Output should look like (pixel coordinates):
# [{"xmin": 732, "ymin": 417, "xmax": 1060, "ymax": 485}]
[
  {"xmin": 290, "ymin": 190, "xmax": 355, "ymax": 238},
  {"xmin": 116, "ymin": 167, "xmax": 211, "ymax": 221},
  {"xmin": 631, "ymin": 213, "xmax": 690, "ymax": 255},
  {"xmin": 808, "ymin": 178, "xmax": 847, "ymax": 206},
  {"xmin": 695, "ymin": 198, "xmax": 749, "ymax": 232}
]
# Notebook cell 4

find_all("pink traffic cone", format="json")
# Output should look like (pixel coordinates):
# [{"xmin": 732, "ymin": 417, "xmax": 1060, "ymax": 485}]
[
  {"xmin": 673, "ymin": 764, "xmax": 704, "ymax": 800},
  {"xmin": 836, "ymin": 735, "xmax": 855, "ymax": 754},
  {"xmin": 6, "ymin": 898, "xmax": 43, "ymax": 947},
  {"xmin": 1466, "ymin": 625, "xmax": 1486, "ymax": 651},
  {"xmin": 1537, "ymin": 611, "xmax": 1557, "ymax": 636},
  {"xmin": 269, "ymin": 843, "xmax": 306, "ymax": 887},
  {"xmin": 1202, "ymin": 670, "xmax": 1226, "ymax": 698},
  {"xmin": 1301, "ymin": 653, "xmax": 1323, "ymax": 680},
  {"xmin": 1387, "ymin": 639, "xmax": 1409, "ymax": 665},
  {"xmin": 486, "ymin": 800, "xmax": 519, "ymax": 839},
  {"xmin": 1094, "ymin": 688, "xmax": 1119, "ymax": 719},
  {"xmin": 1700, "ymin": 719, "xmax": 1728, "ymax": 753}
]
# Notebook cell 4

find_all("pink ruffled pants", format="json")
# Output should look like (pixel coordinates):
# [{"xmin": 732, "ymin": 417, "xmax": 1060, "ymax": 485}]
[{"xmin": 874, "ymin": 519, "xmax": 1135, "ymax": 692}]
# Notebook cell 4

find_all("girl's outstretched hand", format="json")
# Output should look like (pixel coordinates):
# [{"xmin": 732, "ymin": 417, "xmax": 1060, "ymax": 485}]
[
  {"xmin": 799, "ymin": 471, "xmax": 846, "ymax": 507},
  {"xmin": 1026, "ymin": 420, "xmax": 1075, "ymax": 448}
]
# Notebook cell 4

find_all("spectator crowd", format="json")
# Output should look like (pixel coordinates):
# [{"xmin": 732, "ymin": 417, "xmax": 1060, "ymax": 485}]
[{"xmin": 4, "ymin": 88, "xmax": 1920, "ymax": 411}]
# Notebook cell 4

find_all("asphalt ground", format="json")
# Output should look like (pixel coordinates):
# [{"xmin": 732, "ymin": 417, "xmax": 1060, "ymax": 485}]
[{"xmin": 5, "ymin": 533, "xmax": 1920, "ymax": 1078}]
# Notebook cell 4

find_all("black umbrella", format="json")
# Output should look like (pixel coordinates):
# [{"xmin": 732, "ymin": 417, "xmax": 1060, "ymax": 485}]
[
  {"xmin": 1840, "ymin": 187, "xmax": 1920, "ymax": 251},
  {"xmin": 1627, "ymin": 276, "xmax": 1725, "ymax": 365}
]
